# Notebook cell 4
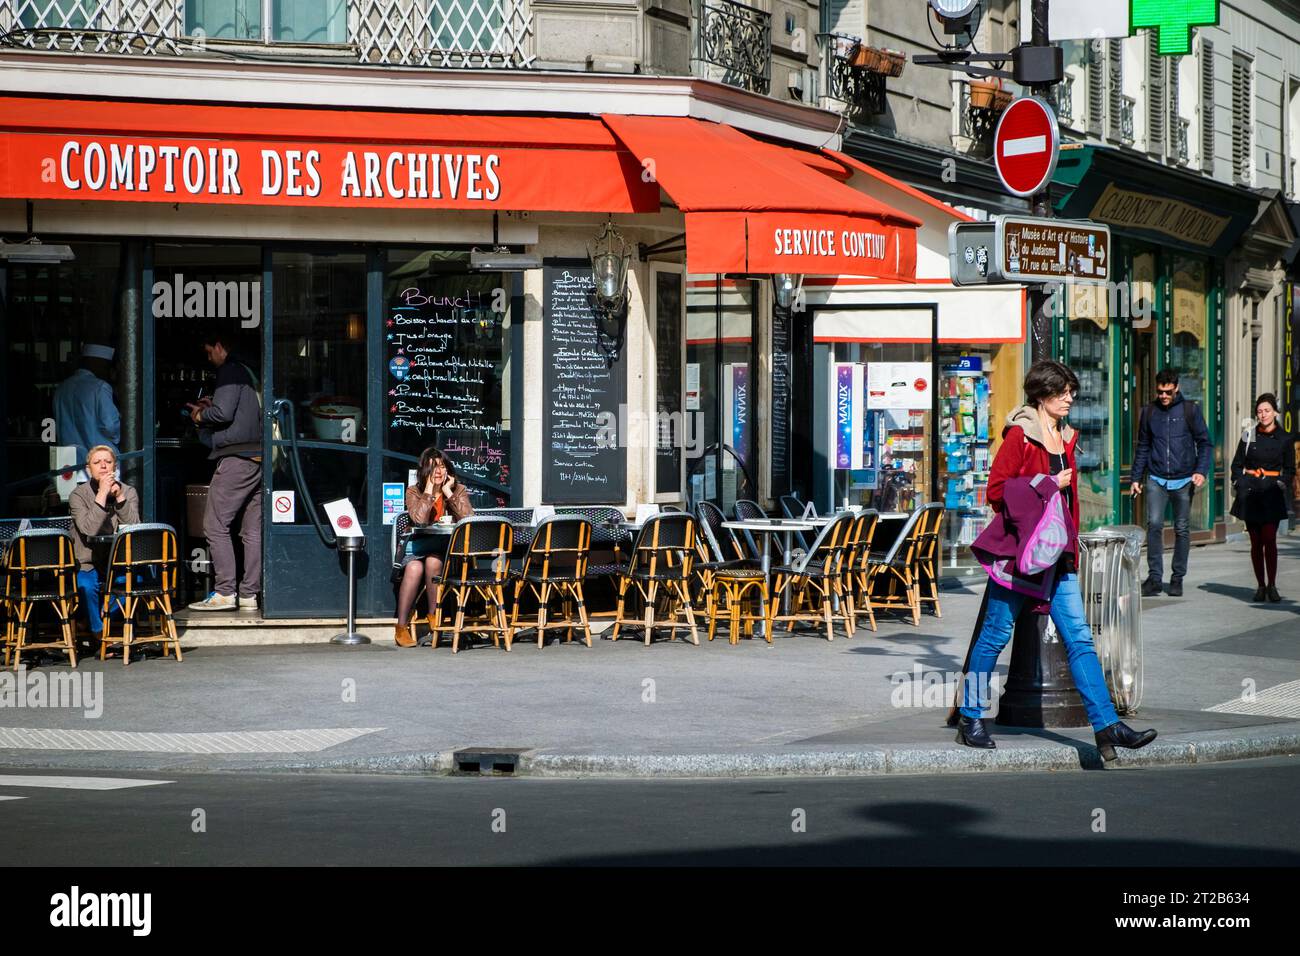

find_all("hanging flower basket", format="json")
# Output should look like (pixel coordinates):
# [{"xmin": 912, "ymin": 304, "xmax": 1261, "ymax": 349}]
[{"xmin": 850, "ymin": 43, "xmax": 908, "ymax": 77}]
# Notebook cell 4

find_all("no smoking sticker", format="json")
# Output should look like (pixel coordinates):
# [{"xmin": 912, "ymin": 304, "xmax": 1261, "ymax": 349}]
[{"xmin": 272, "ymin": 489, "xmax": 296, "ymax": 523}]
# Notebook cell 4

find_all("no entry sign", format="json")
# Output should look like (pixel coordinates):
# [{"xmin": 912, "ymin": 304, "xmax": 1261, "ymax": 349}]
[{"xmin": 993, "ymin": 97, "xmax": 1060, "ymax": 199}]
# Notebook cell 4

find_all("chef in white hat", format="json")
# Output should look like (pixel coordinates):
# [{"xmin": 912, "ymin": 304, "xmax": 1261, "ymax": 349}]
[{"xmin": 53, "ymin": 343, "xmax": 122, "ymax": 482}]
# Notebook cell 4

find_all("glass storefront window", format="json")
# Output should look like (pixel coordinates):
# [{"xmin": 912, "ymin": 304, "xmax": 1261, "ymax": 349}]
[
  {"xmin": 382, "ymin": 249, "xmax": 513, "ymax": 509},
  {"xmin": 830, "ymin": 342, "xmax": 933, "ymax": 514},
  {"xmin": 686, "ymin": 276, "xmax": 757, "ymax": 512},
  {"xmin": 2, "ymin": 241, "xmax": 141, "ymax": 518},
  {"xmin": 1171, "ymin": 255, "xmax": 1212, "ymax": 531}
]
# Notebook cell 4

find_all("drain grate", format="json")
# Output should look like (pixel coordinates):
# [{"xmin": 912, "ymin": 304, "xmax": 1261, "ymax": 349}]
[
  {"xmin": 1206, "ymin": 679, "xmax": 1300, "ymax": 719},
  {"xmin": 451, "ymin": 747, "xmax": 529, "ymax": 776}
]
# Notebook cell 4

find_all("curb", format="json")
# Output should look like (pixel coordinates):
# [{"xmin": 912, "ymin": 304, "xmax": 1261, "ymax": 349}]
[{"xmin": 0, "ymin": 729, "xmax": 1295, "ymax": 778}]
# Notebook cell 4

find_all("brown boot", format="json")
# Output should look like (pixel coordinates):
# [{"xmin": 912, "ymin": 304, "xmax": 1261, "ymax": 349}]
[{"xmin": 394, "ymin": 623, "xmax": 416, "ymax": 647}]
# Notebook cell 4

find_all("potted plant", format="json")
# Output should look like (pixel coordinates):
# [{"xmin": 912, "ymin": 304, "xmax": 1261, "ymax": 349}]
[{"xmin": 968, "ymin": 79, "xmax": 999, "ymax": 109}]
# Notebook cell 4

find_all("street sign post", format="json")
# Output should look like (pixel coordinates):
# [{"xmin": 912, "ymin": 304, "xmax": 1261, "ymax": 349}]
[
  {"xmin": 999, "ymin": 217, "xmax": 1111, "ymax": 283},
  {"xmin": 993, "ymin": 97, "xmax": 1060, "ymax": 199},
  {"xmin": 949, "ymin": 217, "xmax": 1111, "ymax": 286}
]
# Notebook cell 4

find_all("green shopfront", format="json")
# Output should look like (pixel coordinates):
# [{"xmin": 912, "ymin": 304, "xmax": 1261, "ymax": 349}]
[{"xmin": 1050, "ymin": 146, "xmax": 1258, "ymax": 539}]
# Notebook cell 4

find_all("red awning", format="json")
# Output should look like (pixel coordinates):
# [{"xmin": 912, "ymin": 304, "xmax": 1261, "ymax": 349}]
[
  {"xmin": 601, "ymin": 115, "xmax": 919, "ymax": 279},
  {"xmin": 0, "ymin": 96, "xmax": 659, "ymax": 213}
]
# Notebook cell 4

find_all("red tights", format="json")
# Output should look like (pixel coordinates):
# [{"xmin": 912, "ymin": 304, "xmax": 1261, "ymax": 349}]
[{"xmin": 1246, "ymin": 522, "xmax": 1279, "ymax": 587}]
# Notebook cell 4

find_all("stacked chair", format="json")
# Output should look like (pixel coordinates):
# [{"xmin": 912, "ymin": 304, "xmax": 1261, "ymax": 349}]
[
  {"xmin": 508, "ymin": 516, "xmax": 594, "ymax": 649},
  {"xmin": 99, "ymin": 523, "xmax": 184, "ymax": 665},
  {"xmin": 610, "ymin": 513, "xmax": 700, "ymax": 646},
  {"xmin": 841, "ymin": 509, "xmax": 882, "ymax": 632}
]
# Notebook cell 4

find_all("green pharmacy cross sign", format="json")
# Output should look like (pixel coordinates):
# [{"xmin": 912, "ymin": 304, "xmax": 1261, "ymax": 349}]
[{"xmin": 1131, "ymin": 0, "xmax": 1220, "ymax": 55}]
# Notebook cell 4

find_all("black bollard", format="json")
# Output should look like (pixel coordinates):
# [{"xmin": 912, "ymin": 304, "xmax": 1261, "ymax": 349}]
[{"xmin": 996, "ymin": 610, "xmax": 1088, "ymax": 727}]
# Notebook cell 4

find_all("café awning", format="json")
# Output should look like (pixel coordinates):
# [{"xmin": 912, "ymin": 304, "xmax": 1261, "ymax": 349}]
[{"xmin": 600, "ymin": 115, "xmax": 920, "ymax": 279}]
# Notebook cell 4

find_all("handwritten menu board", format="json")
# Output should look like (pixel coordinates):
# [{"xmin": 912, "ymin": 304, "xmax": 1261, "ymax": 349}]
[
  {"xmin": 770, "ymin": 305, "xmax": 791, "ymax": 496},
  {"xmin": 655, "ymin": 271, "xmax": 683, "ymax": 496},
  {"xmin": 384, "ymin": 278, "xmax": 510, "ymax": 507},
  {"xmin": 542, "ymin": 259, "xmax": 626, "ymax": 504}
]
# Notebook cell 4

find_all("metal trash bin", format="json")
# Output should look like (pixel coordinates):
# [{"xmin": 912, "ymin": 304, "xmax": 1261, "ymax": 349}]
[{"xmin": 1077, "ymin": 529, "xmax": 1144, "ymax": 714}]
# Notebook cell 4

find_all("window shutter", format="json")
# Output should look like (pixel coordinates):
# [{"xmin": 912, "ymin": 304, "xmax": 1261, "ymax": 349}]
[
  {"xmin": 1087, "ymin": 41, "xmax": 1105, "ymax": 135},
  {"xmin": 1147, "ymin": 31, "xmax": 1165, "ymax": 156},
  {"xmin": 1168, "ymin": 55, "xmax": 1181, "ymax": 162},
  {"xmin": 1233, "ymin": 52, "xmax": 1252, "ymax": 184},
  {"xmin": 1200, "ymin": 39, "xmax": 1215, "ymax": 173},
  {"xmin": 1108, "ymin": 38, "xmax": 1124, "ymax": 140}
]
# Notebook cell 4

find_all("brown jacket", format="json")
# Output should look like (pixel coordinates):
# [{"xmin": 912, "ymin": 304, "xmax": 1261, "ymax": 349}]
[
  {"xmin": 69, "ymin": 479, "xmax": 141, "ymax": 571},
  {"xmin": 406, "ymin": 481, "xmax": 474, "ymax": 526}
]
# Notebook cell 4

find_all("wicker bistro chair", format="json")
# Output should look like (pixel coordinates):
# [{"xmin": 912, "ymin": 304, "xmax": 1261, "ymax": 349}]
[
  {"xmin": 766, "ymin": 512, "xmax": 858, "ymax": 642},
  {"xmin": 610, "ymin": 513, "xmax": 701, "ymax": 646},
  {"xmin": 864, "ymin": 503, "xmax": 944, "ymax": 626},
  {"xmin": 732, "ymin": 499, "xmax": 769, "ymax": 562},
  {"xmin": 693, "ymin": 502, "xmax": 770, "ymax": 644},
  {"xmin": 3, "ymin": 529, "xmax": 79, "ymax": 670},
  {"xmin": 508, "ymin": 517, "xmax": 594, "ymax": 649},
  {"xmin": 99, "ymin": 524, "xmax": 183, "ymax": 666},
  {"xmin": 841, "ymin": 510, "xmax": 882, "ymax": 632},
  {"xmin": 913, "ymin": 503, "xmax": 945, "ymax": 619},
  {"xmin": 426, "ymin": 517, "xmax": 514, "ymax": 653}
]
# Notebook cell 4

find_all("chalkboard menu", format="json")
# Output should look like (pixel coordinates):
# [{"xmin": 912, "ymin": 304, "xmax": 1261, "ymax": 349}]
[
  {"xmin": 770, "ymin": 305, "xmax": 792, "ymax": 496},
  {"xmin": 655, "ymin": 271, "xmax": 683, "ymax": 496},
  {"xmin": 384, "ymin": 274, "xmax": 510, "ymax": 507},
  {"xmin": 542, "ymin": 258, "xmax": 627, "ymax": 504}
]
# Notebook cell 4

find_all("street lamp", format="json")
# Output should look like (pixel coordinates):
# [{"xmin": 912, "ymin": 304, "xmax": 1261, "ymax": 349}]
[
  {"xmin": 773, "ymin": 273, "xmax": 803, "ymax": 311},
  {"xmin": 928, "ymin": 0, "xmax": 980, "ymax": 36},
  {"xmin": 588, "ymin": 219, "xmax": 632, "ymax": 311}
]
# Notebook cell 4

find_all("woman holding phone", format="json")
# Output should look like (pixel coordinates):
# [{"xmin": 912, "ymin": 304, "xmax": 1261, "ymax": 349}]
[
  {"xmin": 394, "ymin": 447, "xmax": 474, "ymax": 647},
  {"xmin": 68, "ymin": 444, "xmax": 141, "ymax": 644},
  {"xmin": 955, "ymin": 360, "xmax": 1158, "ymax": 760}
]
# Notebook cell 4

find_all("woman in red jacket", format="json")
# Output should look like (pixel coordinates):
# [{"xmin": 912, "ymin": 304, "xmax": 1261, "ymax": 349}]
[{"xmin": 957, "ymin": 360, "xmax": 1158, "ymax": 761}]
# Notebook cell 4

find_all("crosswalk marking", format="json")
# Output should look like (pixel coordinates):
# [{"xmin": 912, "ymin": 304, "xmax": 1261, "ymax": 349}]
[
  {"xmin": 1207, "ymin": 679, "xmax": 1300, "ymax": 719},
  {"xmin": 0, "ymin": 775, "xmax": 173, "ymax": 790},
  {"xmin": 0, "ymin": 727, "xmax": 382, "ymax": 754}
]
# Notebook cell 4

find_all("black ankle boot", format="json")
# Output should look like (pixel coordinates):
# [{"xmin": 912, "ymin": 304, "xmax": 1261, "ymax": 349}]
[
  {"xmin": 1095, "ymin": 721, "xmax": 1158, "ymax": 762},
  {"xmin": 1253, "ymin": 586, "xmax": 1267, "ymax": 602},
  {"xmin": 956, "ymin": 716, "xmax": 996, "ymax": 749},
  {"xmin": 1267, "ymin": 586, "xmax": 1282, "ymax": 603}
]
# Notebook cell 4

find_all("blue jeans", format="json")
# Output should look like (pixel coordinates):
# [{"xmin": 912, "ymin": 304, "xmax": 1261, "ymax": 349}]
[
  {"xmin": 76, "ymin": 569, "xmax": 127, "ymax": 635},
  {"xmin": 960, "ymin": 573, "xmax": 1120, "ymax": 732},
  {"xmin": 1145, "ymin": 481, "xmax": 1193, "ymax": 581}
]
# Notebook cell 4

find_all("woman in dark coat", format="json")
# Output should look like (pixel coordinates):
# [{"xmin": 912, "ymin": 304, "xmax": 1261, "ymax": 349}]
[{"xmin": 1230, "ymin": 394, "xmax": 1296, "ymax": 603}]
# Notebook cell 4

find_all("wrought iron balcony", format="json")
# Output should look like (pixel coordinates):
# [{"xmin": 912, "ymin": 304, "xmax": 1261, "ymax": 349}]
[
  {"xmin": 817, "ymin": 33, "xmax": 884, "ymax": 119},
  {"xmin": 1173, "ymin": 117, "xmax": 1190, "ymax": 166},
  {"xmin": 1119, "ymin": 95, "xmax": 1136, "ymax": 144},
  {"xmin": 692, "ymin": 0, "xmax": 771, "ymax": 96},
  {"xmin": 0, "ymin": 0, "xmax": 536, "ymax": 68},
  {"xmin": 960, "ymin": 82, "xmax": 1009, "ymax": 157}
]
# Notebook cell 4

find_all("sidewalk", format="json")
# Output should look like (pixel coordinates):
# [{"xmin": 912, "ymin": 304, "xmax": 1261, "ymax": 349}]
[{"xmin": 2, "ymin": 538, "xmax": 1297, "ymax": 778}]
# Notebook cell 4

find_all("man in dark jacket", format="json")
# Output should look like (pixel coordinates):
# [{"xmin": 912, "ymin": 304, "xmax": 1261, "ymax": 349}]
[
  {"xmin": 187, "ymin": 333, "xmax": 262, "ymax": 611},
  {"xmin": 1130, "ymin": 369, "xmax": 1213, "ymax": 597}
]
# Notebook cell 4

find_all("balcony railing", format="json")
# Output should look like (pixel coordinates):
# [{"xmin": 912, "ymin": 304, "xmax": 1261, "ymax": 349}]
[
  {"xmin": 1173, "ymin": 117, "xmax": 1190, "ymax": 166},
  {"xmin": 959, "ymin": 82, "xmax": 1009, "ymax": 156},
  {"xmin": 817, "ymin": 33, "xmax": 884, "ymax": 119},
  {"xmin": 692, "ymin": 0, "xmax": 771, "ymax": 96},
  {"xmin": 0, "ymin": 0, "xmax": 536, "ymax": 68},
  {"xmin": 1119, "ymin": 95, "xmax": 1136, "ymax": 144}
]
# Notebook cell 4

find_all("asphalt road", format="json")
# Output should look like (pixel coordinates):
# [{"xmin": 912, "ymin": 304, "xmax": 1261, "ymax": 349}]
[{"xmin": 4, "ymin": 755, "xmax": 1299, "ymax": 867}]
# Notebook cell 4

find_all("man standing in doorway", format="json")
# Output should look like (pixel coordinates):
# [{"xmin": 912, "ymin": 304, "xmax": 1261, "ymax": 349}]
[
  {"xmin": 188, "ymin": 333, "xmax": 262, "ymax": 611},
  {"xmin": 1131, "ymin": 369, "xmax": 1213, "ymax": 597},
  {"xmin": 53, "ymin": 343, "xmax": 121, "ymax": 481}
]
